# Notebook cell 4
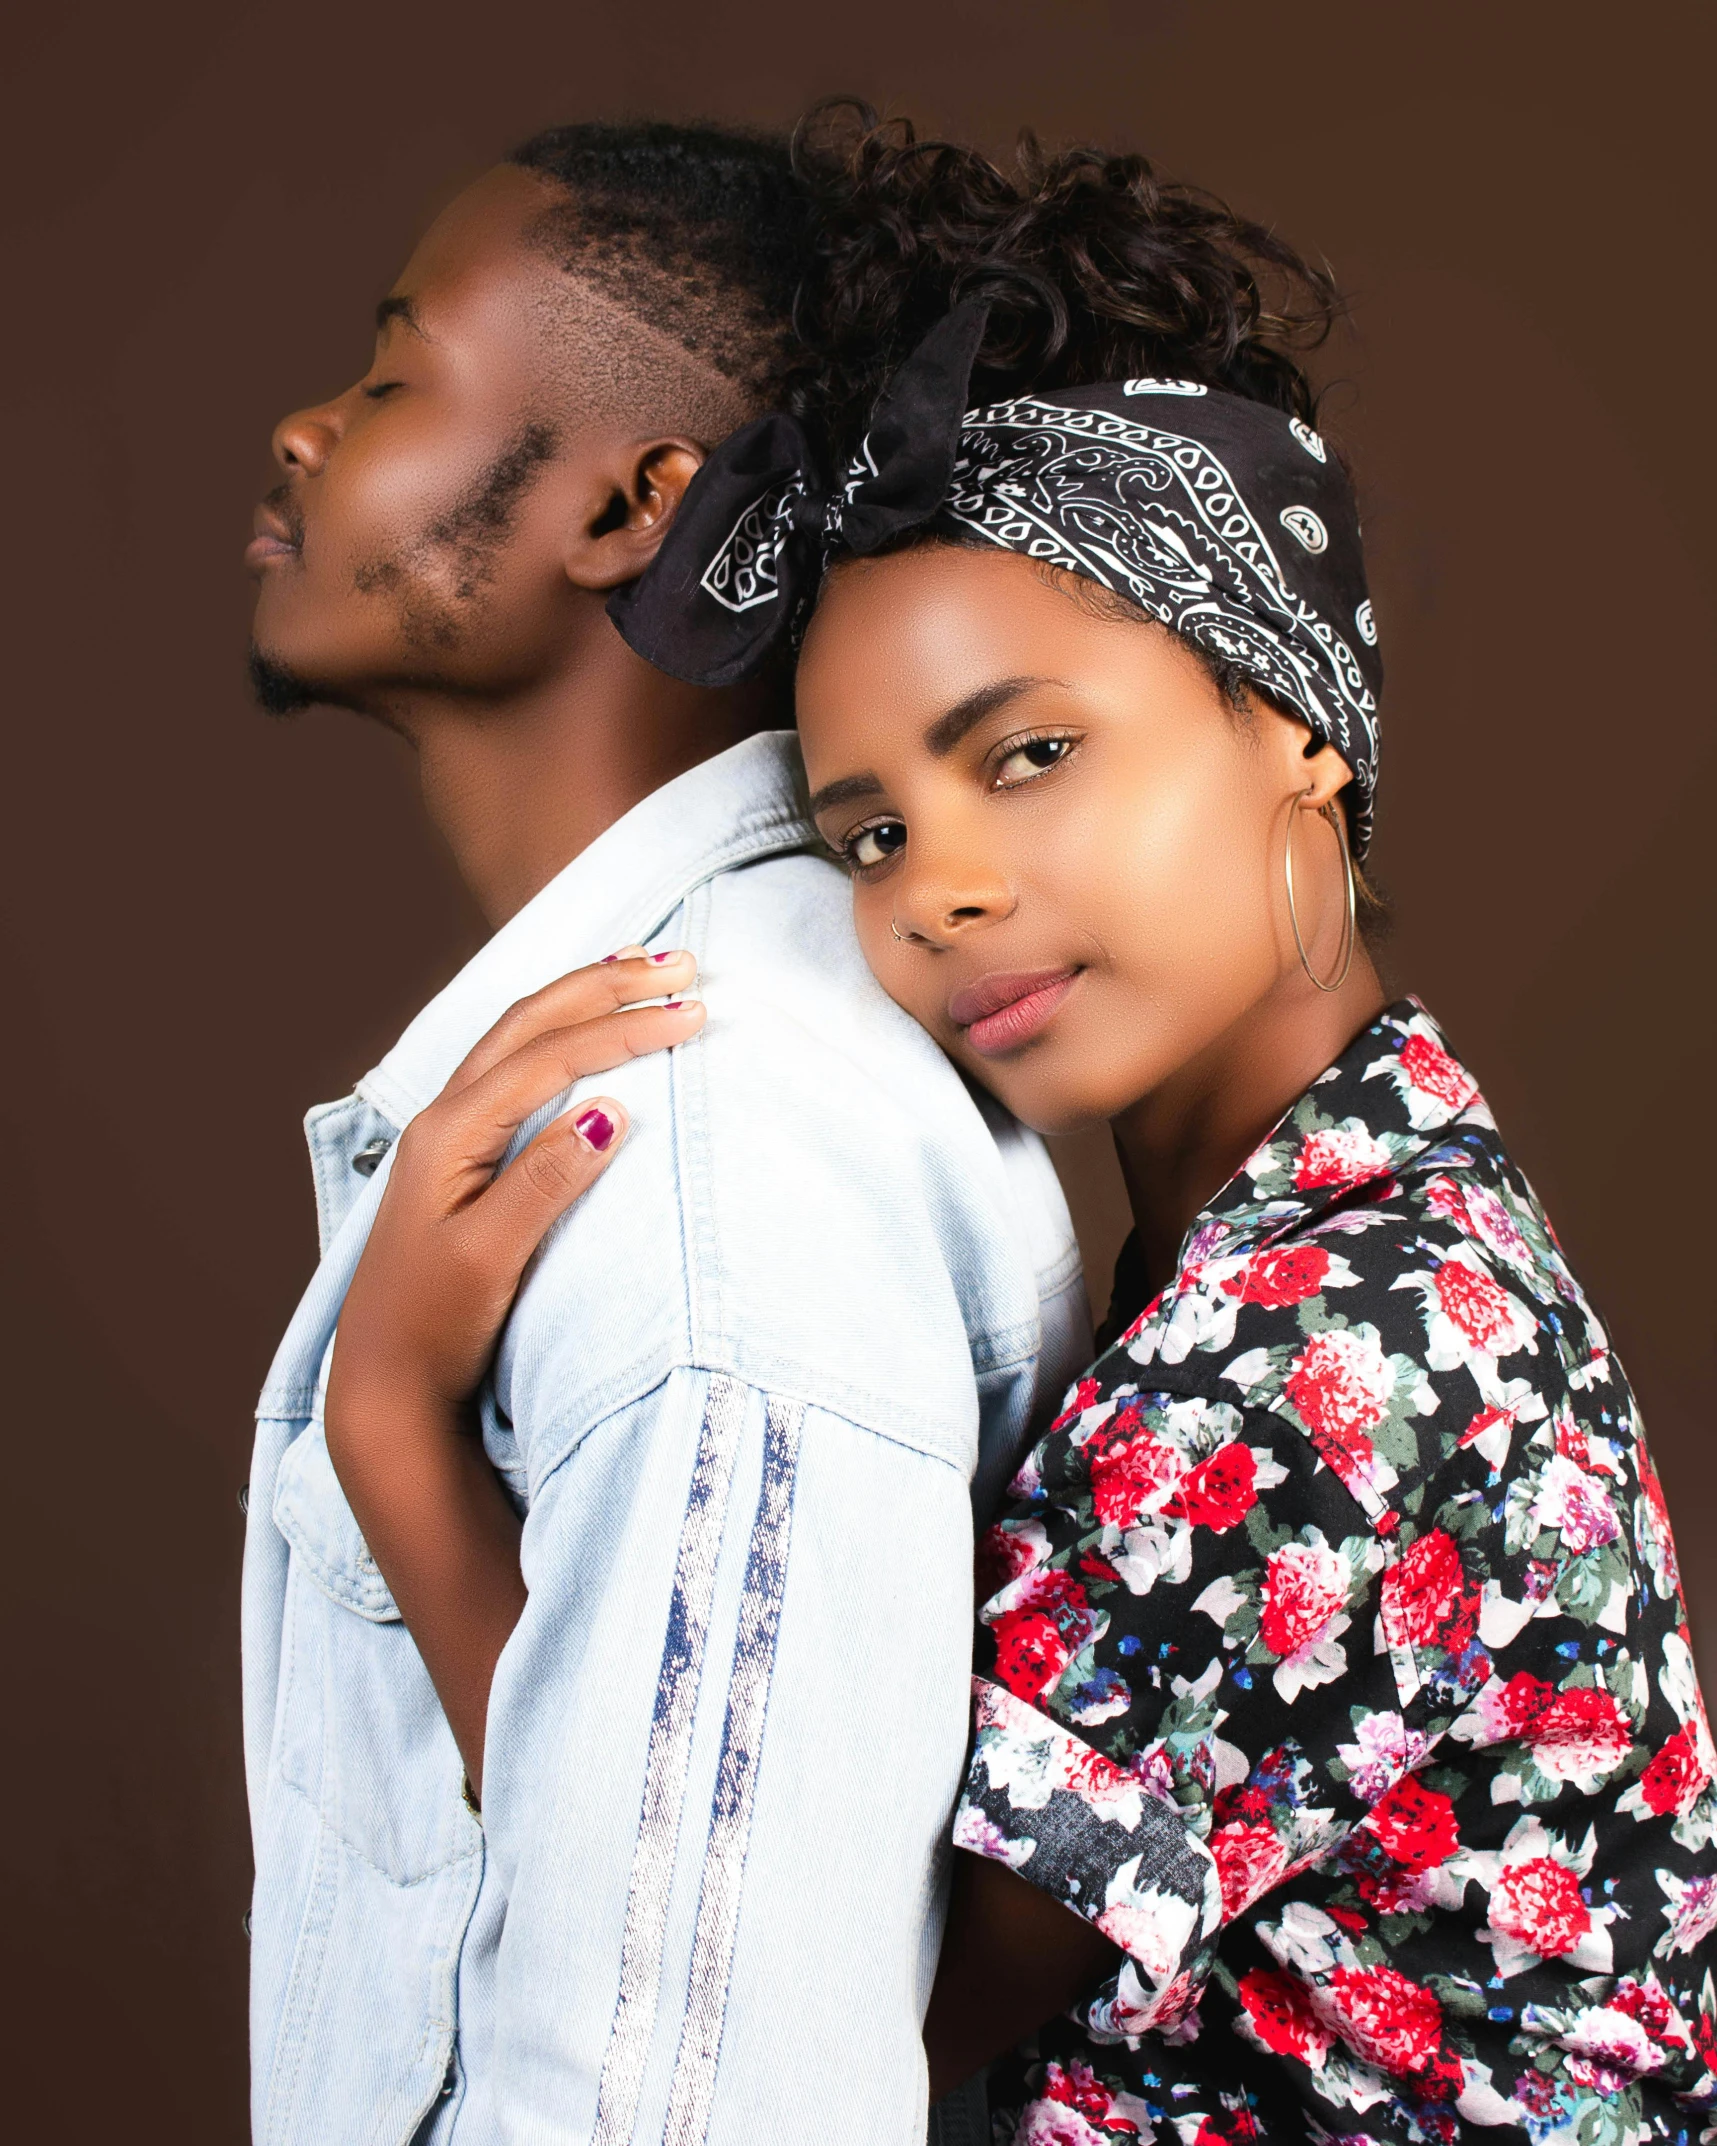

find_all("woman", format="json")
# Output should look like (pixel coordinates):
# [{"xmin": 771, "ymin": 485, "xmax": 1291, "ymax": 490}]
[{"xmin": 327, "ymin": 117, "xmax": 1716, "ymax": 2143}]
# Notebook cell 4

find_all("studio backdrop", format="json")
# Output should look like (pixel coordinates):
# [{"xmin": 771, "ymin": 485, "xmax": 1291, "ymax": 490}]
[{"xmin": 3, "ymin": 3, "xmax": 1710, "ymax": 2137}]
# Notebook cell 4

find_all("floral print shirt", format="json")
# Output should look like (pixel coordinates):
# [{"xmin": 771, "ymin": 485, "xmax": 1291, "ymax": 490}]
[{"xmin": 957, "ymin": 1002, "xmax": 1715, "ymax": 2146}]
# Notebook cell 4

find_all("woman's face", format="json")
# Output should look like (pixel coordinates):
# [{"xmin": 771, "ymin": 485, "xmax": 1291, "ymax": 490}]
[{"xmin": 795, "ymin": 544, "xmax": 1355, "ymax": 1136}]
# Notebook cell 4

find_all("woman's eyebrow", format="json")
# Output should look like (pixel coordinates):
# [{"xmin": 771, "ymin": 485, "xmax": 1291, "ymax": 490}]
[
  {"xmin": 807, "ymin": 677, "xmax": 1065, "ymax": 818},
  {"xmin": 807, "ymin": 771, "xmax": 884, "ymax": 818},
  {"xmin": 924, "ymin": 676, "xmax": 1062, "ymax": 756}
]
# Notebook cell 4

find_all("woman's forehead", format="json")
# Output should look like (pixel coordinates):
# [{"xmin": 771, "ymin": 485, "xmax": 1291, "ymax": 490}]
[{"xmin": 796, "ymin": 546, "xmax": 1184, "ymax": 756}]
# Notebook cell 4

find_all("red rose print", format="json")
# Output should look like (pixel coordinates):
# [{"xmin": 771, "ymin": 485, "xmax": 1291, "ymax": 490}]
[
  {"xmin": 1011, "ymin": 1567, "xmax": 1092, "ymax": 1620},
  {"xmin": 1285, "ymin": 1328, "xmax": 1392, "ymax": 1438},
  {"xmin": 1608, "ymin": 1976, "xmax": 1681, "ymax": 2040},
  {"xmin": 1293, "ymin": 1124, "xmax": 1393, "ymax": 1192},
  {"xmin": 1211, "ymin": 1821, "xmax": 1290, "ymax": 1920},
  {"xmin": 1535, "ymin": 1455, "xmax": 1622, "ymax": 1555},
  {"xmin": 1230, "ymin": 1244, "xmax": 1332, "ymax": 1308},
  {"xmin": 976, "ymin": 1521, "xmax": 1041, "ymax": 1600},
  {"xmin": 1490, "ymin": 1856, "xmax": 1591, "ymax": 1958},
  {"xmin": 1554, "ymin": 1414, "xmax": 1594, "ymax": 1470},
  {"xmin": 1379, "ymin": 1528, "xmax": 1467, "ymax": 1650},
  {"xmin": 999, "ymin": 1568, "xmax": 1097, "ymax": 1660},
  {"xmin": 1365, "ymin": 1777, "xmax": 1460, "ymax": 1873},
  {"xmin": 1090, "ymin": 1424, "xmax": 1185, "ymax": 1530},
  {"xmin": 1327, "ymin": 1964, "xmax": 1445, "ymax": 2074},
  {"xmin": 1042, "ymin": 2060, "xmax": 1117, "ymax": 2120},
  {"xmin": 1191, "ymin": 2119, "xmax": 1262, "ymax": 2146},
  {"xmin": 1051, "ymin": 1377, "xmax": 1102, "ymax": 1432},
  {"xmin": 1399, "ymin": 1032, "xmax": 1478, "ymax": 1112},
  {"xmin": 1458, "ymin": 1404, "xmax": 1516, "ymax": 1448},
  {"xmin": 1641, "ymin": 1724, "xmax": 1710, "ymax": 1817},
  {"xmin": 1285, "ymin": 1327, "xmax": 1393, "ymax": 1493},
  {"xmin": 1356, "ymin": 1861, "xmax": 1428, "ymax": 1914},
  {"xmin": 1531, "ymin": 1685, "xmax": 1634, "ymax": 1783},
  {"xmin": 1491, "ymin": 1672, "xmax": 1554, "ymax": 1738},
  {"xmin": 1168, "ymin": 1443, "xmax": 1259, "ymax": 1531},
  {"xmin": 1237, "ymin": 1969, "xmax": 1334, "ymax": 2068},
  {"xmin": 990, "ymin": 1609, "xmax": 1070, "ymax": 1703},
  {"xmin": 1260, "ymin": 1539, "xmax": 1349, "ymax": 1658},
  {"xmin": 1433, "ymin": 1258, "xmax": 1530, "ymax": 1355}
]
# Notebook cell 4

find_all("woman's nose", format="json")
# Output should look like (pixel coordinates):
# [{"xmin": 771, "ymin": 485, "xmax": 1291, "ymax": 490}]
[
  {"xmin": 892, "ymin": 851, "xmax": 1016, "ymax": 949},
  {"xmin": 271, "ymin": 401, "xmax": 341, "ymax": 478}
]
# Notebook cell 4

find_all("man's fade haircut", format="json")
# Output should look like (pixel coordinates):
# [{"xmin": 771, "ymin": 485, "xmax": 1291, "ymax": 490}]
[{"xmin": 509, "ymin": 121, "xmax": 813, "ymax": 415}]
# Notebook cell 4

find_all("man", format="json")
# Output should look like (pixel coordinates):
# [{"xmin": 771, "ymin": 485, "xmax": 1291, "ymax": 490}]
[{"xmin": 241, "ymin": 122, "xmax": 1086, "ymax": 2145}]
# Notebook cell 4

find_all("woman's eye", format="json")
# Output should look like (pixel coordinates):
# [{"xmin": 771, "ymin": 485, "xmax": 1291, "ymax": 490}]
[
  {"xmin": 362, "ymin": 381, "xmax": 403, "ymax": 401},
  {"xmin": 847, "ymin": 820, "xmax": 907, "ymax": 869},
  {"xmin": 993, "ymin": 735, "xmax": 1077, "ymax": 788}
]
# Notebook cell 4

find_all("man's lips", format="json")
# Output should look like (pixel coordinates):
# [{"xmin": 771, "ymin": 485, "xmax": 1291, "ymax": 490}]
[
  {"xmin": 245, "ymin": 498, "xmax": 303, "ymax": 573},
  {"xmin": 947, "ymin": 966, "xmax": 1081, "ymax": 1056}
]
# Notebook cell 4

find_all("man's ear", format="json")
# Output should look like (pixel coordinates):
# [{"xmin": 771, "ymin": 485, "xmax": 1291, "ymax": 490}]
[{"xmin": 561, "ymin": 437, "xmax": 705, "ymax": 593}]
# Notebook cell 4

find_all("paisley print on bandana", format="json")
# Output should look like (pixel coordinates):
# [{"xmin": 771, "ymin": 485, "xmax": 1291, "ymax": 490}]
[{"xmin": 960, "ymin": 1001, "xmax": 1715, "ymax": 2146}]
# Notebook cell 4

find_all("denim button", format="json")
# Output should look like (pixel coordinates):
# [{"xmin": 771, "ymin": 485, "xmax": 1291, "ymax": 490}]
[{"xmin": 352, "ymin": 1137, "xmax": 392, "ymax": 1177}]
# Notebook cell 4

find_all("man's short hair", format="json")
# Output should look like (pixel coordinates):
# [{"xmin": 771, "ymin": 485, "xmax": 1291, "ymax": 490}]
[{"xmin": 510, "ymin": 121, "xmax": 812, "ymax": 411}]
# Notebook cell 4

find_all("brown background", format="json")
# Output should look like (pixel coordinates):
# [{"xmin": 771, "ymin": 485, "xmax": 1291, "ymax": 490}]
[{"xmin": 4, "ymin": 3, "xmax": 1711, "ymax": 2134}]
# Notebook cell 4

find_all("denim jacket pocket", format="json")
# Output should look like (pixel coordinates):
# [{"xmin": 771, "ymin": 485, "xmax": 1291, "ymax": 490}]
[
  {"xmin": 270, "ymin": 1416, "xmax": 478, "ymax": 1887},
  {"xmin": 272, "ymin": 1418, "xmax": 401, "ymax": 1621}
]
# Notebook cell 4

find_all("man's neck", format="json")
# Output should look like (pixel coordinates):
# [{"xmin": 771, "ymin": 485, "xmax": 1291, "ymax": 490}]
[{"xmin": 397, "ymin": 621, "xmax": 771, "ymax": 929}]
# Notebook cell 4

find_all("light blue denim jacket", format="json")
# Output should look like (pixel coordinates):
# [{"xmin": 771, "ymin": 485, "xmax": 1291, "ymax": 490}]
[{"xmin": 241, "ymin": 731, "xmax": 1088, "ymax": 2146}]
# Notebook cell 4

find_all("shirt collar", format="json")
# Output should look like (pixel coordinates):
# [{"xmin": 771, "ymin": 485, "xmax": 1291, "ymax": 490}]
[
  {"xmin": 357, "ymin": 730, "xmax": 815, "ymax": 1128},
  {"xmin": 1102, "ymin": 1000, "xmax": 1490, "ymax": 1341},
  {"xmin": 1183, "ymin": 997, "xmax": 1490, "ymax": 1268}
]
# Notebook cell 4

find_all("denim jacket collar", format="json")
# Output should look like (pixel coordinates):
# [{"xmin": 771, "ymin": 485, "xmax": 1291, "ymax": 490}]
[{"xmin": 356, "ymin": 729, "xmax": 816, "ymax": 1131}]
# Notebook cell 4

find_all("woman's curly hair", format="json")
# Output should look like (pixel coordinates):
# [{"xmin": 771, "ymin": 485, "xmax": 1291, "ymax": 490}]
[{"xmin": 779, "ymin": 101, "xmax": 1343, "ymax": 463}]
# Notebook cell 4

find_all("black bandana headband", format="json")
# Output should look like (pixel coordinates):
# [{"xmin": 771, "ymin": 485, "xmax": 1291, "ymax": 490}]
[{"xmin": 610, "ymin": 301, "xmax": 1384, "ymax": 852}]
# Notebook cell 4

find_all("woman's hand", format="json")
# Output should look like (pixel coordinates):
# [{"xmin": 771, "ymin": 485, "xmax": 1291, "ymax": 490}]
[
  {"xmin": 333, "ymin": 946, "xmax": 702, "ymax": 1419},
  {"xmin": 323, "ymin": 947, "xmax": 703, "ymax": 1796}
]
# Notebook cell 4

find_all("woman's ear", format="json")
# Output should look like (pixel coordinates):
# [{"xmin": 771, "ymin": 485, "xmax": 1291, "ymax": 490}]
[
  {"xmin": 1273, "ymin": 716, "xmax": 1353, "ymax": 813},
  {"xmin": 561, "ymin": 438, "xmax": 705, "ymax": 592}
]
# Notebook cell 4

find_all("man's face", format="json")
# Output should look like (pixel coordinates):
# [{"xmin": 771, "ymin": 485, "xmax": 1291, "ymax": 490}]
[{"xmin": 248, "ymin": 165, "xmax": 598, "ymax": 714}]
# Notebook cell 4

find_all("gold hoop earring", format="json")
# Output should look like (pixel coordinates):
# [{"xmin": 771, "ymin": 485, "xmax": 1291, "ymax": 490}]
[{"xmin": 1284, "ymin": 793, "xmax": 1357, "ymax": 994}]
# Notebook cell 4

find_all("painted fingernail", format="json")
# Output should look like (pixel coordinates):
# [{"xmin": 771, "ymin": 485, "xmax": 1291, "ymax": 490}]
[
  {"xmin": 574, "ymin": 1106, "xmax": 616, "ymax": 1152},
  {"xmin": 649, "ymin": 950, "xmax": 684, "ymax": 965},
  {"xmin": 663, "ymin": 997, "xmax": 704, "ymax": 1012}
]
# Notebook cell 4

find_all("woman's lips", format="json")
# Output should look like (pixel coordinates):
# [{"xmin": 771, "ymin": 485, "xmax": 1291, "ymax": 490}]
[{"xmin": 948, "ymin": 966, "xmax": 1080, "ymax": 1057}]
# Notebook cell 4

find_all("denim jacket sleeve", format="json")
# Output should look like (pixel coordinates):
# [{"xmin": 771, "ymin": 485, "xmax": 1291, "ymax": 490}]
[{"xmin": 475, "ymin": 1365, "xmax": 976, "ymax": 2143}]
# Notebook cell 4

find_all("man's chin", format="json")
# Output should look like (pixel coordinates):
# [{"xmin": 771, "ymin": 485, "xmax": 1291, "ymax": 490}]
[{"xmin": 247, "ymin": 641, "xmax": 362, "ymax": 718}]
